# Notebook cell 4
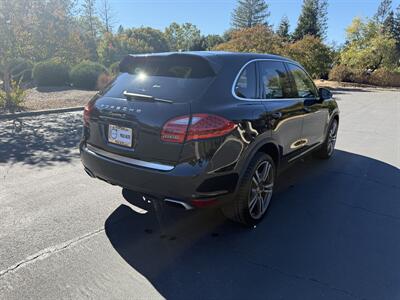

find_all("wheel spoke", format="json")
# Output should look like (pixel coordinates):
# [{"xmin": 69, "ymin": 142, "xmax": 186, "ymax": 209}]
[
  {"xmin": 261, "ymin": 163, "xmax": 271, "ymax": 182},
  {"xmin": 249, "ymin": 194, "xmax": 258, "ymax": 212}
]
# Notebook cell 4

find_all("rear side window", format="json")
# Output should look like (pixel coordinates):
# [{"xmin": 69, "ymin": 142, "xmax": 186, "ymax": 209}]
[
  {"xmin": 101, "ymin": 55, "xmax": 217, "ymax": 103},
  {"xmin": 259, "ymin": 61, "xmax": 293, "ymax": 99},
  {"xmin": 234, "ymin": 62, "xmax": 257, "ymax": 99},
  {"xmin": 286, "ymin": 63, "xmax": 318, "ymax": 98}
]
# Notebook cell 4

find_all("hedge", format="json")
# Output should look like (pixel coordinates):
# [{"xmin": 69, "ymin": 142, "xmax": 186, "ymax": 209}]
[
  {"xmin": 70, "ymin": 61, "xmax": 108, "ymax": 90},
  {"xmin": 329, "ymin": 65, "xmax": 400, "ymax": 87},
  {"xmin": 33, "ymin": 60, "xmax": 69, "ymax": 86}
]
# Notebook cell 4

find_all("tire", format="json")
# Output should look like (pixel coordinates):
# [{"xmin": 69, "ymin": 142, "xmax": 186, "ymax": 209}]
[
  {"xmin": 221, "ymin": 153, "xmax": 276, "ymax": 227},
  {"xmin": 314, "ymin": 118, "xmax": 338, "ymax": 159}
]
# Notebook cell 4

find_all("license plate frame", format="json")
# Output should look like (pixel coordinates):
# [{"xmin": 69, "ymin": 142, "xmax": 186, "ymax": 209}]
[{"xmin": 108, "ymin": 124, "xmax": 133, "ymax": 147}]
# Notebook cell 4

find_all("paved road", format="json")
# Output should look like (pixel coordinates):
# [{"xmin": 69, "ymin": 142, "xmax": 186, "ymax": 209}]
[{"xmin": 0, "ymin": 89, "xmax": 399, "ymax": 299}]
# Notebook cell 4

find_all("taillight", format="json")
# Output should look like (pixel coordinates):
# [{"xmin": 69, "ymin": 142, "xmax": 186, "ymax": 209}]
[
  {"xmin": 83, "ymin": 102, "xmax": 94, "ymax": 126},
  {"xmin": 161, "ymin": 114, "xmax": 236, "ymax": 143}
]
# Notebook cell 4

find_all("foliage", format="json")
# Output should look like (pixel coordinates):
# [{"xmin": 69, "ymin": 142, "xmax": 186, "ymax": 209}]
[
  {"xmin": 285, "ymin": 35, "xmax": 332, "ymax": 78},
  {"xmin": 341, "ymin": 17, "xmax": 398, "ymax": 71},
  {"xmin": 214, "ymin": 25, "xmax": 284, "ymax": 54},
  {"xmin": 6, "ymin": 58, "xmax": 34, "ymax": 82},
  {"xmin": 97, "ymin": 27, "xmax": 169, "ymax": 66},
  {"xmin": 368, "ymin": 68, "xmax": 400, "ymax": 87},
  {"xmin": 276, "ymin": 16, "xmax": 290, "ymax": 40},
  {"xmin": 328, "ymin": 65, "xmax": 355, "ymax": 82},
  {"xmin": 164, "ymin": 22, "xmax": 201, "ymax": 51},
  {"xmin": 70, "ymin": 61, "xmax": 108, "ymax": 90},
  {"xmin": 374, "ymin": 0, "xmax": 393, "ymax": 24},
  {"xmin": 201, "ymin": 35, "xmax": 225, "ymax": 50},
  {"xmin": 109, "ymin": 62, "xmax": 120, "ymax": 75},
  {"xmin": 0, "ymin": 80, "xmax": 26, "ymax": 111},
  {"xmin": 292, "ymin": 0, "xmax": 328, "ymax": 40},
  {"xmin": 231, "ymin": 0, "xmax": 270, "ymax": 28},
  {"xmin": 33, "ymin": 60, "xmax": 70, "ymax": 86}
]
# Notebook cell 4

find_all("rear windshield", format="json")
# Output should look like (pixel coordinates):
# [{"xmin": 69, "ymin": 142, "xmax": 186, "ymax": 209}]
[{"xmin": 101, "ymin": 55, "xmax": 216, "ymax": 103}]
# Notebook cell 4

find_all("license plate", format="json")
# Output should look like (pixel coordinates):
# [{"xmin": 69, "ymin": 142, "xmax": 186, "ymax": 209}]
[{"xmin": 108, "ymin": 124, "xmax": 133, "ymax": 147}]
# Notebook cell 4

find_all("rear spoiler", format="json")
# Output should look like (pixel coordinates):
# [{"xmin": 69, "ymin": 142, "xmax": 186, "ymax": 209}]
[{"xmin": 119, "ymin": 52, "xmax": 222, "ymax": 75}]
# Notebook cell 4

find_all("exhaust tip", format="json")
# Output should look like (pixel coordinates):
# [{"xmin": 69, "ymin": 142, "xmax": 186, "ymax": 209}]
[{"xmin": 164, "ymin": 198, "xmax": 194, "ymax": 210}]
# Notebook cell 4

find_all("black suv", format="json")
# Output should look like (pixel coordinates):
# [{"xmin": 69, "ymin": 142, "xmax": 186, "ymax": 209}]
[{"xmin": 80, "ymin": 52, "xmax": 339, "ymax": 226}]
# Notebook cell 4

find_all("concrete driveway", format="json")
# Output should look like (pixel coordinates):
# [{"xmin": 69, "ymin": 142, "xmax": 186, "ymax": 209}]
[{"xmin": 0, "ymin": 89, "xmax": 399, "ymax": 299}]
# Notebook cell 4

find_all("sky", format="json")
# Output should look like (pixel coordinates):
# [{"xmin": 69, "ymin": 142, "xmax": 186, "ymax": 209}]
[{"xmin": 106, "ymin": 0, "xmax": 400, "ymax": 45}]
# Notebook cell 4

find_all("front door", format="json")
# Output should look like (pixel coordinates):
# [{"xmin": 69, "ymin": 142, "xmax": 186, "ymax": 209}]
[
  {"xmin": 258, "ymin": 60, "xmax": 305, "ymax": 158},
  {"xmin": 286, "ymin": 63, "xmax": 328, "ymax": 147}
]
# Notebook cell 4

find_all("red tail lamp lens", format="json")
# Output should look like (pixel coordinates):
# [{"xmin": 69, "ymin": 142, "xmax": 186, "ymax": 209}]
[
  {"xmin": 161, "ymin": 114, "xmax": 236, "ymax": 143},
  {"xmin": 83, "ymin": 102, "xmax": 94, "ymax": 125}
]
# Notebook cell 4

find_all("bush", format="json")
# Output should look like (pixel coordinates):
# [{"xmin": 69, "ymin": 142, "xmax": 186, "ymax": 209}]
[
  {"xmin": 109, "ymin": 61, "xmax": 120, "ymax": 75},
  {"xmin": 368, "ymin": 69, "xmax": 400, "ymax": 87},
  {"xmin": 33, "ymin": 60, "xmax": 69, "ymax": 86},
  {"xmin": 70, "ymin": 61, "xmax": 108, "ymax": 90},
  {"xmin": 328, "ymin": 65, "xmax": 354, "ymax": 82},
  {"xmin": 9, "ymin": 58, "xmax": 33, "ymax": 82},
  {"xmin": 0, "ymin": 81, "xmax": 26, "ymax": 111}
]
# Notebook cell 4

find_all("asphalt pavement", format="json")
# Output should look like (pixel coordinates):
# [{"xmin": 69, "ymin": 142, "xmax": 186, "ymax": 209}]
[{"xmin": 0, "ymin": 89, "xmax": 399, "ymax": 299}]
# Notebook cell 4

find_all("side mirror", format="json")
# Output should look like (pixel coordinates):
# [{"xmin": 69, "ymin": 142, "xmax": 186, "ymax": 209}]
[{"xmin": 319, "ymin": 88, "xmax": 332, "ymax": 101}]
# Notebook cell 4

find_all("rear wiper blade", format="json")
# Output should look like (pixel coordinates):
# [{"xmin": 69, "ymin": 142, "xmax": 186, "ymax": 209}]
[{"xmin": 123, "ymin": 91, "xmax": 173, "ymax": 104}]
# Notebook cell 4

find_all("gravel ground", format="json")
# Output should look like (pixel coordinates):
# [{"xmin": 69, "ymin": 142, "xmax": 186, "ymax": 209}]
[{"xmin": 22, "ymin": 86, "xmax": 97, "ymax": 111}]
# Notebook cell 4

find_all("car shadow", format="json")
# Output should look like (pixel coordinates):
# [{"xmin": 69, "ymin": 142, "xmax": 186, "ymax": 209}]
[
  {"xmin": 0, "ymin": 112, "xmax": 82, "ymax": 166},
  {"xmin": 105, "ymin": 150, "xmax": 400, "ymax": 300}
]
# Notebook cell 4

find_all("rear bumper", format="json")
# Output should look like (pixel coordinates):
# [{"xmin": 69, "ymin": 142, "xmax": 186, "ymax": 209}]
[{"xmin": 80, "ymin": 142, "xmax": 238, "ymax": 205}]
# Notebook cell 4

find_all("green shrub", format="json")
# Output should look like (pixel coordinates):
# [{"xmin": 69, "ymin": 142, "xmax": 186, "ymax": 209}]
[
  {"xmin": 109, "ymin": 61, "xmax": 120, "ymax": 75},
  {"xmin": 33, "ymin": 60, "xmax": 69, "ymax": 86},
  {"xmin": 70, "ymin": 61, "xmax": 108, "ymax": 90},
  {"xmin": 0, "ymin": 81, "xmax": 26, "ymax": 111},
  {"xmin": 9, "ymin": 58, "xmax": 33, "ymax": 82},
  {"xmin": 328, "ymin": 65, "xmax": 354, "ymax": 82}
]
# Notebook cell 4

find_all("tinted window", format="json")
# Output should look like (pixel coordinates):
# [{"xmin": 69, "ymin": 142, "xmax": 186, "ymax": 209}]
[
  {"xmin": 259, "ymin": 61, "xmax": 293, "ymax": 99},
  {"xmin": 101, "ymin": 56, "xmax": 216, "ymax": 103},
  {"xmin": 234, "ymin": 62, "xmax": 256, "ymax": 99},
  {"xmin": 287, "ymin": 63, "xmax": 318, "ymax": 98}
]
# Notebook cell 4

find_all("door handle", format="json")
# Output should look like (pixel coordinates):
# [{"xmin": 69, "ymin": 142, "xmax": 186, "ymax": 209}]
[
  {"xmin": 271, "ymin": 112, "xmax": 282, "ymax": 119},
  {"xmin": 303, "ymin": 107, "xmax": 312, "ymax": 113}
]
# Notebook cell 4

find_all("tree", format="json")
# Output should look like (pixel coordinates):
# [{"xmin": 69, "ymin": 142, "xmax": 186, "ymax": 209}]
[
  {"xmin": 99, "ymin": 0, "xmax": 116, "ymax": 33},
  {"xmin": 276, "ymin": 16, "xmax": 290, "ymax": 40},
  {"xmin": 341, "ymin": 17, "xmax": 398, "ymax": 71},
  {"xmin": 375, "ymin": 0, "xmax": 393, "ymax": 24},
  {"xmin": 214, "ymin": 25, "xmax": 284, "ymax": 54},
  {"xmin": 202, "ymin": 35, "xmax": 225, "ymax": 50},
  {"xmin": 82, "ymin": 0, "xmax": 98, "ymax": 39},
  {"xmin": 292, "ymin": 0, "xmax": 328, "ymax": 40},
  {"xmin": 117, "ymin": 25, "xmax": 124, "ymax": 35},
  {"xmin": 285, "ymin": 35, "xmax": 333, "ymax": 78},
  {"xmin": 393, "ymin": 5, "xmax": 400, "ymax": 51},
  {"xmin": 231, "ymin": 0, "xmax": 270, "ymax": 29},
  {"xmin": 383, "ymin": 11, "xmax": 396, "ymax": 35},
  {"xmin": 164, "ymin": 22, "xmax": 201, "ymax": 51}
]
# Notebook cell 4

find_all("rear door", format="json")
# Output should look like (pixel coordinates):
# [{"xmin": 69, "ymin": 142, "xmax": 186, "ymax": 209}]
[
  {"xmin": 286, "ymin": 63, "xmax": 328, "ymax": 147},
  {"xmin": 258, "ymin": 60, "xmax": 304, "ymax": 157},
  {"xmin": 86, "ymin": 54, "xmax": 217, "ymax": 164}
]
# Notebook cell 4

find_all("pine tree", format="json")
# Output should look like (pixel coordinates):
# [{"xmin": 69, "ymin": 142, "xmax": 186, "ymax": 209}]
[
  {"xmin": 231, "ymin": 0, "xmax": 270, "ymax": 29},
  {"xmin": 276, "ymin": 15, "xmax": 290, "ymax": 40},
  {"xmin": 117, "ymin": 25, "xmax": 124, "ymax": 35},
  {"xmin": 99, "ymin": 0, "xmax": 116, "ymax": 33},
  {"xmin": 383, "ymin": 10, "xmax": 395, "ymax": 36},
  {"xmin": 393, "ymin": 5, "xmax": 400, "ymax": 51},
  {"xmin": 375, "ymin": 0, "xmax": 393, "ymax": 24},
  {"xmin": 292, "ymin": 0, "xmax": 328, "ymax": 41}
]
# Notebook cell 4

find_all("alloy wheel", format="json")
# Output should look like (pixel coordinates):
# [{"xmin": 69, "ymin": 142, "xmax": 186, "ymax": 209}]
[
  {"xmin": 248, "ymin": 160, "xmax": 274, "ymax": 219},
  {"xmin": 327, "ymin": 120, "xmax": 338, "ymax": 156}
]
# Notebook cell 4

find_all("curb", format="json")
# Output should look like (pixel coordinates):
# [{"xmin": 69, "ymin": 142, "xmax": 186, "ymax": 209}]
[{"xmin": 0, "ymin": 106, "xmax": 84, "ymax": 120}]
